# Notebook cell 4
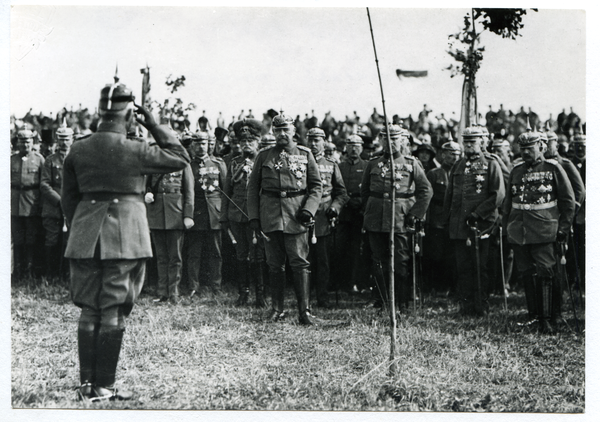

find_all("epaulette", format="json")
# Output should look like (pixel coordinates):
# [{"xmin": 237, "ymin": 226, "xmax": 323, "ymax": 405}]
[
  {"xmin": 210, "ymin": 155, "xmax": 225, "ymax": 163},
  {"xmin": 482, "ymin": 152, "xmax": 496, "ymax": 161},
  {"xmin": 325, "ymin": 156, "xmax": 337, "ymax": 163},
  {"xmin": 545, "ymin": 158, "xmax": 559, "ymax": 166},
  {"xmin": 297, "ymin": 145, "xmax": 311, "ymax": 153},
  {"xmin": 369, "ymin": 155, "xmax": 382, "ymax": 161},
  {"xmin": 259, "ymin": 145, "xmax": 275, "ymax": 153},
  {"xmin": 74, "ymin": 133, "xmax": 91, "ymax": 142}
]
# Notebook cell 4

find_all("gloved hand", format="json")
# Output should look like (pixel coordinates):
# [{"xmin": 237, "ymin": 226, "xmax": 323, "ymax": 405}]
[
  {"xmin": 250, "ymin": 219, "xmax": 261, "ymax": 232},
  {"xmin": 465, "ymin": 212, "xmax": 479, "ymax": 228},
  {"xmin": 144, "ymin": 192, "xmax": 155, "ymax": 204},
  {"xmin": 183, "ymin": 217, "xmax": 195, "ymax": 230},
  {"xmin": 556, "ymin": 231, "xmax": 567, "ymax": 243},
  {"xmin": 325, "ymin": 207, "xmax": 338, "ymax": 220},
  {"xmin": 134, "ymin": 104, "xmax": 157, "ymax": 130},
  {"xmin": 405, "ymin": 213, "xmax": 417, "ymax": 232},
  {"xmin": 297, "ymin": 210, "xmax": 313, "ymax": 225}
]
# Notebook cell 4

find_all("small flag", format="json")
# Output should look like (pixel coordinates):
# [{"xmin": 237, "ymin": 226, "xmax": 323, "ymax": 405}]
[{"xmin": 396, "ymin": 69, "xmax": 428, "ymax": 79}]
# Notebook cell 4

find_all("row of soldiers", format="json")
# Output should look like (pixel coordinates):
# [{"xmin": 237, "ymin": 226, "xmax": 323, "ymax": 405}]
[{"xmin": 11, "ymin": 108, "xmax": 585, "ymax": 333}]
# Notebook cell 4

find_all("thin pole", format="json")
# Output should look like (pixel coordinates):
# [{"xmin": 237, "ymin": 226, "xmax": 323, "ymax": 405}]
[{"xmin": 367, "ymin": 7, "xmax": 397, "ymax": 377}]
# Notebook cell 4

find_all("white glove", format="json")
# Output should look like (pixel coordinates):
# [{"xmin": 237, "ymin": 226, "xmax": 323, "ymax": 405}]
[
  {"xmin": 144, "ymin": 192, "xmax": 155, "ymax": 204},
  {"xmin": 184, "ymin": 217, "xmax": 195, "ymax": 230}
]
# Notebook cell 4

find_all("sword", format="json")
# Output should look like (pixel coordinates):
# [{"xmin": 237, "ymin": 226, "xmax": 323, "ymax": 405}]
[{"xmin": 215, "ymin": 185, "xmax": 270, "ymax": 242}]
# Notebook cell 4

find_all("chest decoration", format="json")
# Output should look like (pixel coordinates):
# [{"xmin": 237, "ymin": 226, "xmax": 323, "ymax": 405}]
[
  {"xmin": 164, "ymin": 172, "xmax": 181, "ymax": 184},
  {"xmin": 274, "ymin": 151, "xmax": 307, "ymax": 187},
  {"xmin": 318, "ymin": 164, "xmax": 334, "ymax": 182},
  {"xmin": 464, "ymin": 160, "xmax": 488, "ymax": 175},
  {"xmin": 378, "ymin": 160, "xmax": 411, "ymax": 189},
  {"xmin": 197, "ymin": 165, "xmax": 220, "ymax": 192},
  {"xmin": 512, "ymin": 170, "xmax": 555, "ymax": 204},
  {"xmin": 233, "ymin": 159, "xmax": 254, "ymax": 183}
]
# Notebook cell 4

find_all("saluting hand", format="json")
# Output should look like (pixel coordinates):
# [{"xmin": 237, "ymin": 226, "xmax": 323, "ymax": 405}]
[{"xmin": 134, "ymin": 104, "xmax": 157, "ymax": 130}]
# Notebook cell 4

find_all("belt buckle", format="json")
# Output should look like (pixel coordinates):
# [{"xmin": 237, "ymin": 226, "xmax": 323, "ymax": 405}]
[
  {"xmin": 383, "ymin": 192, "xmax": 390, "ymax": 199},
  {"xmin": 524, "ymin": 204, "xmax": 531, "ymax": 210},
  {"xmin": 280, "ymin": 191, "xmax": 287, "ymax": 198}
]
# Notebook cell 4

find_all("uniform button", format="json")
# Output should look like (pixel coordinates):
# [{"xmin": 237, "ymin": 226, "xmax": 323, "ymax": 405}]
[
  {"xmin": 113, "ymin": 199, "xmax": 119, "ymax": 204},
  {"xmin": 91, "ymin": 200, "xmax": 96, "ymax": 204},
  {"xmin": 524, "ymin": 204, "xmax": 530, "ymax": 210},
  {"xmin": 281, "ymin": 191, "xmax": 287, "ymax": 198},
  {"xmin": 383, "ymin": 193, "xmax": 390, "ymax": 199}
]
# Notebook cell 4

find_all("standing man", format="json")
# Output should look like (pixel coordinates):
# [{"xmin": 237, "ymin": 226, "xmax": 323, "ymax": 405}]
[
  {"xmin": 336, "ymin": 134, "xmax": 370, "ymax": 294},
  {"xmin": 187, "ymin": 131, "xmax": 227, "ymax": 298},
  {"xmin": 144, "ymin": 162, "xmax": 195, "ymax": 305},
  {"xmin": 11, "ymin": 128, "xmax": 45, "ymax": 280},
  {"xmin": 62, "ymin": 80, "xmax": 190, "ymax": 401},
  {"xmin": 568, "ymin": 132, "xmax": 586, "ymax": 294},
  {"xmin": 361, "ymin": 124, "xmax": 433, "ymax": 311},
  {"xmin": 221, "ymin": 118, "xmax": 267, "ymax": 307},
  {"xmin": 503, "ymin": 130, "xmax": 575, "ymax": 333},
  {"xmin": 306, "ymin": 127, "xmax": 349, "ymax": 308},
  {"xmin": 40, "ymin": 119, "xmax": 73, "ymax": 279},
  {"xmin": 247, "ymin": 112, "xmax": 323, "ymax": 325},
  {"xmin": 443, "ymin": 126, "xmax": 505, "ymax": 316}
]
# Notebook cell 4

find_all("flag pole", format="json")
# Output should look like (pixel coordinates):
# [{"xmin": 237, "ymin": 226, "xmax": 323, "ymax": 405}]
[{"xmin": 367, "ymin": 7, "xmax": 398, "ymax": 378}]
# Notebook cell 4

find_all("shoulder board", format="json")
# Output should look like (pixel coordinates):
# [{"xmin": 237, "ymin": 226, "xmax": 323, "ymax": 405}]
[
  {"xmin": 325, "ymin": 156, "xmax": 337, "ymax": 163},
  {"xmin": 127, "ymin": 136, "xmax": 145, "ymax": 142},
  {"xmin": 482, "ymin": 152, "xmax": 496, "ymax": 161},
  {"xmin": 369, "ymin": 155, "xmax": 381, "ymax": 161},
  {"xmin": 545, "ymin": 158, "xmax": 559, "ymax": 166},
  {"xmin": 403, "ymin": 155, "xmax": 415, "ymax": 161},
  {"xmin": 210, "ymin": 156, "xmax": 225, "ymax": 163},
  {"xmin": 258, "ymin": 146, "xmax": 274, "ymax": 154},
  {"xmin": 297, "ymin": 145, "xmax": 311, "ymax": 153},
  {"xmin": 74, "ymin": 133, "xmax": 91, "ymax": 142},
  {"xmin": 513, "ymin": 160, "xmax": 525, "ymax": 168}
]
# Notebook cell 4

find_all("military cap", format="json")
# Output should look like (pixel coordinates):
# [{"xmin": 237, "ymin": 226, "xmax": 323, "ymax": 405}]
[
  {"xmin": 56, "ymin": 118, "xmax": 74, "ymax": 139},
  {"xmin": 324, "ymin": 142, "xmax": 336, "ymax": 153},
  {"xmin": 442, "ymin": 141, "xmax": 462, "ymax": 153},
  {"xmin": 346, "ymin": 134, "xmax": 364, "ymax": 145},
  {"xmin": 491, "ymin": 139, "xmax": 509, "ymax": 149},
  {"xmin": 538, "ymin": 132, "xmax": 548, "ymax": 143},
  {"xmin": 17, "ymin": 129, "xmax": 34, "ymax": 139},
  {"xmin": 272, "ymin": 112, "xmax": 295, "ymax": 129},
  {"xmin": 462, "ymin": 126, "xmax": 484, "ymax": 140},
  {"xmin": 261, "ymin": 134, "xmax": 276, "ymax": 147},
  {"xmin": 233, "ymin": 118, "xmax": 263, "ymax": 141},
  {"xmin": 98, "ymin": 82, "xmax": 135, "ymax": 111},
  {"xmin": 379, "ymin": 123, "xmax": 403, "ymax": 139},
  {"xmin": 545, "ymin": 131, "xmax": 558, "ymax": 142},
  {"xmin": 517, "ymin": 130, "xmax": 543, "ymax": 147},
  {"xmin": 307, "ymin": 127, "xmax": 326, "ymax": 139},
  {"xmin": 415, "ymin": 143, "xmax": 437, "ymax": 156},
  {"xmin": 194, "ymin": 131, "xmax": 210, "ymax": 141},
  {"xmin": 572, "ymin": 133, "xmax": 586, "ymax": 144}
]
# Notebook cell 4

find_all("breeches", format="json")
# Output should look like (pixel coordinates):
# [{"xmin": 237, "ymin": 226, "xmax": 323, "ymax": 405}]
[
  {"xmin": 512, "ymin": 243, "xmax": 555, "ymax": 278},
  {"xmin": 230, "ymin": 221, "xmax": 265, "ymax": 262},
  {"xmin": 151, "ymin": 229, "xmax": 184, "ymax": 296},
  {"xmin": 264, "ymin": 231, "xmax": 310, "ymax": 272},
  {"xmin": 11, "ymin": 216, "xmax": 41, "ymax": 246}
]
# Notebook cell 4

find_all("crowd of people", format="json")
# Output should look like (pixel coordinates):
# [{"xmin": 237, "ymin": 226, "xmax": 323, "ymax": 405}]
[{"xmin": 10, "ymin": 80, "xmax": 586, "ymax": 400}]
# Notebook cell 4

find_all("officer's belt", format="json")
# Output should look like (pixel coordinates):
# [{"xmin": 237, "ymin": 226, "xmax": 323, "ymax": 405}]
[
  {"xmin": 369, "ymin": 191, "xmax": 414, "ymax": 199},
  {"xmin": 157, "ymin": 189, "xmax": 181, "ymax": 194},
  {"xmin": 262, "ymin": 189, "xmax": 306, "ymax": 198},
  {"xmin": 81, "ymin": 193, "xmax": 143, "ymax": 203},
  {"xmin": 511, "ymin": 200, "xmax": 557, "ymax": 211},
  {"xmin": 13, "ymin": 185, "xmax": 40, "ymax": 191}
]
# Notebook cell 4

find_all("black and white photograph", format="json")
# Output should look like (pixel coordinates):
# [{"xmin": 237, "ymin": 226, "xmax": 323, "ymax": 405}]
[{"xmin": 4, "ymin": 1, "xmax": 596, "ymax": 419}]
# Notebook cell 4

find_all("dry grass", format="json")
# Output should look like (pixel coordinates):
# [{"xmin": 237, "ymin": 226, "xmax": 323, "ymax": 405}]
[{"xmin": 11, "ymin": 279, "xmax": 584, "ymax": 412}]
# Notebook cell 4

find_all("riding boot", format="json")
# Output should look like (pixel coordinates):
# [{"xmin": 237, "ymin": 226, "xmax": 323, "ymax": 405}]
[
  {"xmin": 369, "ymin": 261, "xmax": 388, "ymax": 309},
  {"xmin": 252, "ymin": 262, "xmax": 267, "ymax": 308},
  {"xmin": 293, "ymin": 269, "xmax": 317, "ymax": 325},
  {"xmin": 539, "ymin": 276, "xmax": 554, "ymax": 334},
  {"xmin": 235, "ymin": 260, "xmax": 250, "ymax": 306},
  {"xmin": 77, "ymin": 322, "xmax": 99, "ymax": 400},
  {"xmin": 268, "ymin": 270, "xmax": 286, "ymax": 321},
  {"xmin": 523, "ymin": 272, "xmax": 538, "ymax": 322},
  {"xmin": 45, "ymin": 246, "xmax": 57, "ymax": 279},
  {"xmin": 550, "ymin": 274, "xmax": 562, "ymax": 325},
  {"xmin": 12, "ymin": 245, "xmax": 24, "ymax": 282}
]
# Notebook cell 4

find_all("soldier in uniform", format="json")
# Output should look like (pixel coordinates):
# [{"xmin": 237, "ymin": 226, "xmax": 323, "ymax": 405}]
[
  {"xmin": 144, "ymin": 161, "xmax": 195, "ymax": 304},
  {"xmin": 443, "ymin": 126, "xmax": 505, "ymax": 316},
  {"xmin": 503, "ymin": 130, "xmax": 575, "ymax": 333},
  {"xmin": 40, "ymin": 119, "xmax": 73, "ymax": 279},
  {"xmin": 423, "ymin": 140, "xmax": 461, "ymax": 296},
  {"xmin": 247, "ymin": 112, "xmax": 323, "ymax": 325},
  {"xmin": 187, "ymin": 131, "xmax": 227, "ymax": 297},
  {"xmin": 62, "ymin": 80, "xmax": 190, "ymax": 400},
  {"xmin": 361, "ymin": 124, "xmax": 433, "ymax": 311},
  {"xmin": 221, "ymin": 118, "xmax": 267, "ymax": 307},
  {"xmin": 336, "ymin": 134, "xmax": 370, "ymax": 293},
  {"xmin": 568, "ymin": 132, "xmax": 586, "ymax": 294},
  {"xmin": 11, "ymin": 128, "xmax": 45, "ymax": 279},
  {"xmin": 306, "ymin": 127, "xmax": 349, "ymax": 308}
]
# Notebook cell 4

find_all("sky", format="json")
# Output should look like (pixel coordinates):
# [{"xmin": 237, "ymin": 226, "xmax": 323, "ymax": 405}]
[{"xmin": 8, "ymin": 3, "xmax": 587, "ymax": 128}]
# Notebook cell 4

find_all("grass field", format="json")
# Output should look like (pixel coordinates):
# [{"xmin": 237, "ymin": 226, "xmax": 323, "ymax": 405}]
[{"xmin": 11, "ymin": 278, "xmax": 585, "ymax": 412}]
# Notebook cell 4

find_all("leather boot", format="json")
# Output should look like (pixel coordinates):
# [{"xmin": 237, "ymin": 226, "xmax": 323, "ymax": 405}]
[
  {"xmin": 268, "ymin": 270, "xmax": 286, "ymax": 321},
  {"xmin": 523, "ymin": 272, "xmax": 538, "ymax": 322},
  {"xmin": 368, "ymin": 261, "xmax": 388, "ymax": 309},
  {"xmin": 93, "ymin": 326, "xmax": 132, "ymax": 400},
  {"xmin": 235, "ymin": 260, "xmax": 250, "ymax": 306},
  {"xmin": 77, "ymin": 322, "xmax": 99, "ymax": 400},
  {"xmin": 550, "ymin": 275, "xmax": 562, "ymax": 325},
  {"xmin": 293, "ymin": 269, "xmax": 318, "ymax": 325},
  {"xmin": 252, "ymin": 262, "xmax": 267, "ymax": 308},
  {"xmin": 539, "ymin": 276, "xmax": 554, "ymax": 334},
  {"xmin": 12, "ymin": 245, "xmax": 24, "ymax": 282}
]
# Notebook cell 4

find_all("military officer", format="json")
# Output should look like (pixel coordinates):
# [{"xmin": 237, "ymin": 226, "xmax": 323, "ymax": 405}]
[
  {"xmin": 40, "ymin": 119, "xmax": 73, "ymax": 279},
  {"xmin": 247, "ymin": 112, "xmax": 323, "ymax": 325},
  {"xmin": 443, "ymin": 126, "xmax": 505, "ymax": 316},
  {"xmin": 424, "ymin": 140, "xmax": 461, "ymax": 296},
  {"xmin": 503, "ymin": 130, "xmax": 575, "ymax": 333},
  {"xmin": 62, "ymin": 80, "xmax": 190, "ymax": 401},
  {"xmin": 361, "ymin": 124, "xmax": 433, "ymax": 311},
  {"xmin": 335, "ymin": 134, "xmax": 371, "ymax": 293},
  {"xmin": 221, "ymin": 118, "xmax": 267, "ymax": 307},
  {"xmin": 11, "ymin": 128, "xmax": 45, "ymax": 279},
  {"xmin": 187, "ymin": 131, "xmax": 227, "ymax": 297},
  {"xmin": 145, "ymin": 162, "xmax": 195, "ymax": 304},
  {"xmin": 568, "ymin": 132, "xmax": 586, "ymax": 295},
  {"xmin": 306, "ymin": 127, "xmax": 349, "ymax": 308}
]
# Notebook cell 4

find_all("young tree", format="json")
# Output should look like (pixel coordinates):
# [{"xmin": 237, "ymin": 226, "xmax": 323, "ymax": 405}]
[{"xmin": 149, "ymin": 74, "xmax": 196, "ymax": 133}]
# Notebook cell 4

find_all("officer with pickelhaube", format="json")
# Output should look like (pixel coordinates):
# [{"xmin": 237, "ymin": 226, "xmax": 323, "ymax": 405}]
[
  {"xmin": 40, "ymin": 118, "xmax": 74, "ymax": 279},
  {"xmin": 247, "ymin": 111, "xmax": 323, "ymax": 325},
  {"xmin": 361, "ymin": 124, "xmax": 433, "ymax": 312},
  {"xmin": 502, "ymin": 128, "xmax": 575, "ymax": 333},
  {"xmin": 306, "ymin": 127, "xmax": 349, "ymax": 308},
  {"xmin": 62, "ymin": 77, "xmax": 190, "ymax": 401},
  {"xmin": 221, "ymin": 118, "xmax": 268, "ymax": 307},
  {"xmin": 567, "ymin": 131, "xmax": 586, "ymax": 296}
]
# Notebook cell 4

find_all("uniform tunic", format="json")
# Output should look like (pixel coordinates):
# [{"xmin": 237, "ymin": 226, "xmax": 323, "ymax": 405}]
[
  {"xmin": 313, "ymin": 153, "xmax": 349, "ymax": 237},
  {"xmin": 41, "ymin": 152, "xmax": 67, "ymax": 246},
  {"xmin": 11, "ymin": 151, "xmax": 45, "ymax": 247}
]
